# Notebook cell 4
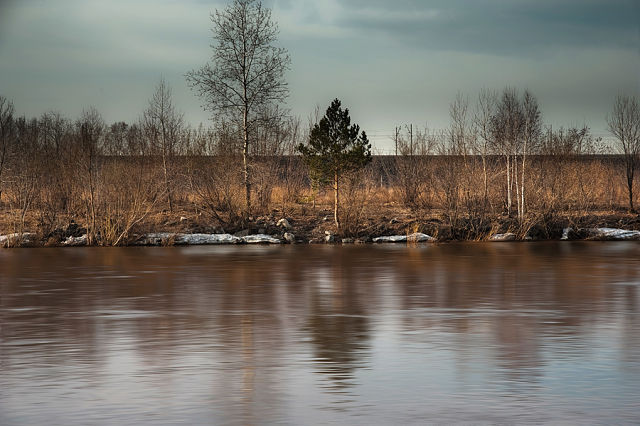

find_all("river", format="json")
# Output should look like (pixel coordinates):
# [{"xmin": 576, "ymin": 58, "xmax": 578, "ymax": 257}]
[{"xmin": 1, "ymin": 243, "xmax": 639, "ymax": 424}]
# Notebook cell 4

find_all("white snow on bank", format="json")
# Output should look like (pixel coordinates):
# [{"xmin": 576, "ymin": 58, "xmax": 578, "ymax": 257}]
[
  {"xmin": 182, "ymin": 233, "xmax": 241, "ymax": 244},
  {"xmin": 561, "ymin": 228, "xmax": 573, "ymax": 240},
  {"xmin": 135, "ymin": 233, "xmax": 241, "ymax": 245},
  {"xmin": 373, "ymin": 235, "xmax": 406, "ymax": 243},
  {"xmin": 490, "ymin": 233, "xmax": 516, "ymax": 241},
  {"xmin": 586, "ymin": 228, "xmax": 640, "ymax": 240},
  {"xmin": 242, "ymin": 234, "xmax": 281, "ymax": 244},
  {"xmin": 0, "ymin": 233, "xmax": 36, "ymax": 246},
  {"xmin": 373, "ymin": 233, "xmax": 435, "ymax": 243},
  {"xmin": 63, "ymin": 234, "xmax": 87, "ymax": 246},
  {"xmin": 135, "ymin": 233, "xmax": 282, "ymax": 245}
]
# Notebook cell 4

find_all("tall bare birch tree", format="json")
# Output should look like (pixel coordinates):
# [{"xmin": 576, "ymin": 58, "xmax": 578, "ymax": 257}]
[
  {"xmin": 141, "ymin": 78, "xmax": 183, "ymax": 213},
  {"xmin": 520, "ymin": 90, "xmax": 542, "ymax": 216},
  {"xmin": 186, "ymin": 0, "xmax": 290, "ymax": 214},
  {"xmin": 76, "ymin": 108, "xmax": 104, "ymax": 245},
  {"xmin": 473, "ymin": 89, "xmax": 497, "ymax": 210},
  {"xmin": 489, "ymin": 88, "xmax": 542, "ymax": 220},
  {"xmin": 491, "ymin": 88, "xmax": 524, "ymax": 217}
]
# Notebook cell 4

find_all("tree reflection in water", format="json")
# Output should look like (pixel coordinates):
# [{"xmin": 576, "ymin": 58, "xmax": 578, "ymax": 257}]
[{"xmin": 0, "ymin": 243, "xmax": 639, "ymax": 424}]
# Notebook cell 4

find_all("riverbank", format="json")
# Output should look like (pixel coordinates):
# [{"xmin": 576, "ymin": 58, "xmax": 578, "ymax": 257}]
[{"xmin": 2, "ymin": 205, "xmax": 640, "ymax": 247}]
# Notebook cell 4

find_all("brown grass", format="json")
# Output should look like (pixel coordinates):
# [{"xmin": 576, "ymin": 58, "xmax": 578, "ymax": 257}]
[{"xmin": 1, "ymin": 155, "xmax": 638, "ymax": 245}]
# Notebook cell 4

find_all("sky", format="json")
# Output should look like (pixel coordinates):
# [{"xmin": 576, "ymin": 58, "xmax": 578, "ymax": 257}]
[{"xmin": 0, "ymin": 0, "xmax": 638, "ymax": 153}]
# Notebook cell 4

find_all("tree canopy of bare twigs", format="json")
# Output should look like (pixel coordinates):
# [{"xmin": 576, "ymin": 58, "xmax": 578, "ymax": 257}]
[
  {"xmin": 76, "ymin": 108, "xmax": 104, "ymax": 245},
  {"xmin": 607, "ymin": 94, "xmax": 640, "ymax": 212},
  {"xmin": 473, "ymin": 88, "xmax": 497, "ymax": 208},
  {"xmin": 490, "ymin": 88, "xmax": 542, "ymax": 219},
  {"xmin": 141, "ymin": 78, "xmax": 184, "ymax": 212},
  {"xmin": 186, "ymin": 0, "xmax": 290, "ymax": 214}
]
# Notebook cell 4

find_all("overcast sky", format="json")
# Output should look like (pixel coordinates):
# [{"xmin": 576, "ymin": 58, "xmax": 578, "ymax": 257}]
[{"xmin": 1, "ymin": 0, "xmax": 638, "ymax": 152}]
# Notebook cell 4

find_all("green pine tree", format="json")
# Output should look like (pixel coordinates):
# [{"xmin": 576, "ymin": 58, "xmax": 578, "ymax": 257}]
[{"xmin": 297, "ymin": 99, "xmax": 372, "ymax": 230}]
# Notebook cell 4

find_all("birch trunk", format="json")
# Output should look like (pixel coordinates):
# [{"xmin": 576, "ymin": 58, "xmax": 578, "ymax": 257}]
[{"xmin": 334, "ymin": 170, "xmax": 340, "ymax": 230}]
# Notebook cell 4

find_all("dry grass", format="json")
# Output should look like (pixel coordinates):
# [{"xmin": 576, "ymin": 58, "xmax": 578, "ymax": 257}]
[{"xmin": 1, "ymin": 155, "xmax": 639, "ymax": 245}]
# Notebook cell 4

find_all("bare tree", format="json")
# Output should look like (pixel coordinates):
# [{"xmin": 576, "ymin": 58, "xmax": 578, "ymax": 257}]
[
  {"xmin": 8, "ymin": 116, "xmax": 39, "ymax": 234},
  {"xmin": 444, "ymin": 93, "xmax": 476, "ymax": 228},
  {"xmin": 473, "ymin": 88, "xmax": 497, "ymax": 210},
  {"xmin": 540, "ymin": 125, "xmax": 598, "ymax": 156},
  {"xmin": 520, "ymin": 90, "xmax": 542, "ymax": 216},
  {"xmin": 186, "ymin": 0, "xmax": 290, "ymax": 213},
  {"xmin": 491, "ymin": 88, "xmax": 524, "ymax": 218},
  {"xmin": 392, "ymin": 125, "xmax": 436, "ymax": 210},
  {"xmin": 607, "ymin": 95, "xmax": 640, "ymax": 212},
  {"xmin": 448, "ymin": 92, "xmax": 471, "ymax": 157},
  {"xmin": 538, "ymin": 125, "xmax": 601, "ymax": 213},
  {"xmin": 37, "ymin": 111, "xmax": 73, "ymax": 234},
  {"xmin": 141, "ymin": 78, "xmax": 184, "ymax": 213},
  {"xmin": 104, "ymin": 121, "xmax": 130, "ymax": 156},
  {"xmin": 76, "ymin": 108, "xmax": 104, "ymax": 245},
  {"xmin": 0, "ymin": 96, "xmax": 15, "ymax": 204}
]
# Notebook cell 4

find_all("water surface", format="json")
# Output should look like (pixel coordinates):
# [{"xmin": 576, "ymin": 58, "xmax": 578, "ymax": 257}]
[{"xmin": 1, "ymin": 243, "xmax": 639, "ymax": 424}]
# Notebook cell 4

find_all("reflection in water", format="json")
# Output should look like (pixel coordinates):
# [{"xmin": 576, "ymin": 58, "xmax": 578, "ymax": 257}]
[
  {"xmin": 305, "ymin": 249, "xmax": 371, "ymax": 394},
  {"xmin": 0, "ymin": 243, "xmax": 639, "ymax": 424}
]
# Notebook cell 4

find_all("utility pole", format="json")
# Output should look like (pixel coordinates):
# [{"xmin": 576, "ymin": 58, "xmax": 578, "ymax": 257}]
[
  {"xmin": 406, "ymin": 124, "xmax": 413, "ymax": 156},
  {"xmin": 395, "ymin": 126, "xmax": 399, "ymax": 156}
]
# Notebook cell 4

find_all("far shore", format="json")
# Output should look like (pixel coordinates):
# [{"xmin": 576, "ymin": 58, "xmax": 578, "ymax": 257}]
[{"xmin": 2, "ymin": 208, "xmax": 639, "ymax": 248}]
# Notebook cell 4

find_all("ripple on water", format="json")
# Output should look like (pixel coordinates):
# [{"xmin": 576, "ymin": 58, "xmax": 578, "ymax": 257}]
[{"xmin": 0, "ymin": 243, "xmax": 638, "ymax": 424}]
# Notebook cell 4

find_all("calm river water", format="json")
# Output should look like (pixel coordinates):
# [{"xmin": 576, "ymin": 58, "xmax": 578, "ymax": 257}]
[{"xmin": 1, "ymin": 243, "xmax": 639, "ymax": 425}]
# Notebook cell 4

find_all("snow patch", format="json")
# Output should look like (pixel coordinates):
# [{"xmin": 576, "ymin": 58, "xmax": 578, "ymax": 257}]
[
  {"xmin": 135, "ymin": 233, "xmax": 283, "ymax": 245},
  {"xmin": 373, "ymin": 233, "xmax": 435, "ymax": 243},
  {"xmin": 490, "ymin": 233, "xmax": 516, "ymax": 241},
  {"xmin": 179, "ymin": 233, "xmax": 241, "ymax": 245},
  {"xmin": 586, "ymin": 228, "xmax": 640, "ymax": 241},
  {"xmin": 373, "ymin": 235, "xmax": 406, "ymax": 243},
  {"xmin": 241, "ymin": 234, "xmax": 281, "ymax": 244},
  {"xmin": 0, "ymin": 233, "xmax": 36, "ymax": 246},
  {"xmin": 63, "ymin": 234, "xmax": 87, "ymax": 246},
  {"xmin": 136, "ymin": 233, "xmax": 241, "ymax": 246}
]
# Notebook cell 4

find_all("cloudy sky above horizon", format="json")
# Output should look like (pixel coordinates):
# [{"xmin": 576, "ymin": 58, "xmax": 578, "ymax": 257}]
[{"xmin": 1, "ymin": 0, "xmax": 638, "ymax": 152}]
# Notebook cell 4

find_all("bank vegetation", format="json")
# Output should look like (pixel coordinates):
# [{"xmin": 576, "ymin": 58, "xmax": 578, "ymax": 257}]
[{"xmin": 0, "ymin": 91, "xmax": 639, "ymax": 246}]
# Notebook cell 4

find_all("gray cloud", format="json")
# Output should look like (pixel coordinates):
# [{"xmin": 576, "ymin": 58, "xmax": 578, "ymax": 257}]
[
  {"xmin": 330, "ymin": 0, "xmax": 639, "ymax": 55},
  {"xmin": 0, "ymin": 0, "xmax": 638, "ymax": 152}
]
